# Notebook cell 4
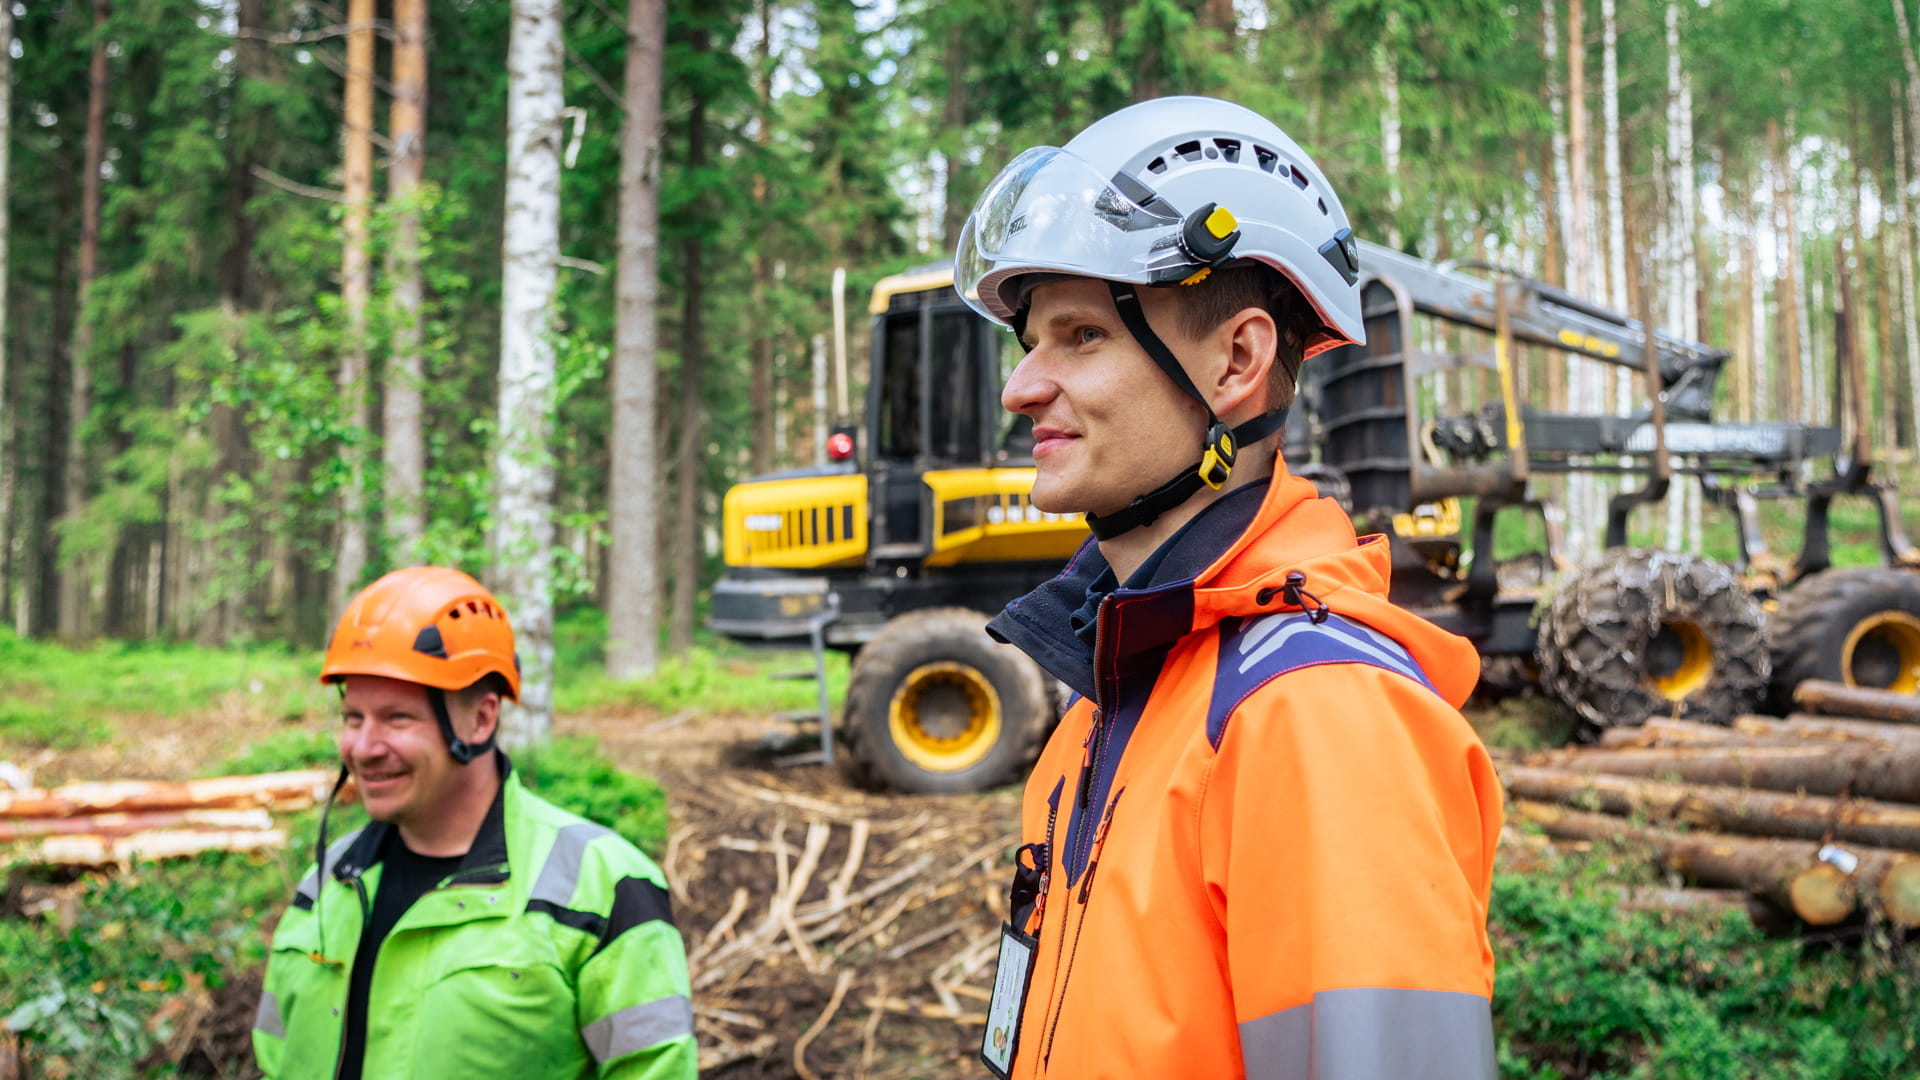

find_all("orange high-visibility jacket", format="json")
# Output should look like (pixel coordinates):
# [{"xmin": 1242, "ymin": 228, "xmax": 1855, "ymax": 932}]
[{"xmin": 986, "ymin": 454, "xmax": 1502, "ymax": 1080}]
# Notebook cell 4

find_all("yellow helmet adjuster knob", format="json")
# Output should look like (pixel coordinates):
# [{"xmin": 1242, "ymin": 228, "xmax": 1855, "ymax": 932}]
[{"xmin": 1205, "ymin": 206, "xmax": 1238, "ymax": 240}]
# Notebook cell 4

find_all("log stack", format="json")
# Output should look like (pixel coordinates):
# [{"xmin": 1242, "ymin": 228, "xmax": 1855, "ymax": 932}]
[
  {"xmin": 1511, "ymin": 680, "xmax": 1920, "ymax": 930},
  {"xmin": 0, "ymin": 769, "xmax": 346, "ymax": 867}
]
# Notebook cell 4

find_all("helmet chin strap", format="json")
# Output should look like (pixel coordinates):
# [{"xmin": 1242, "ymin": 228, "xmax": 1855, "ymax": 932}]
[
  {"xmin": 1085, "ymin": 280, "xmax": 1289, "ymax": 541},
  {"xmin": 427, "ymin": 687, "xmax": 494, "ymax": 765}
]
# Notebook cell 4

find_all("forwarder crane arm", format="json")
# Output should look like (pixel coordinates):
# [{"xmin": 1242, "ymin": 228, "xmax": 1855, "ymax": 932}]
[{"xmin": 1355, "ymin": 239, "xmax": 1726, "ymax": 421}]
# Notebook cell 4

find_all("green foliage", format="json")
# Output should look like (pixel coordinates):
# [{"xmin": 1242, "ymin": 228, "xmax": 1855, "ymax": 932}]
[
  {"xmin": 1492, "ymin": 854, "xmax": 1920, "ymax": 1078},
  {"xmin": 517, "ymin": 736, "xmax": 671, "ymax": 859},
  {"xmin": 0, "ymin": 627, "xmax": 324, "ymax": 750},
  {"xmin": 218, "ymin": 727, "xmax": 341, "ymax": 777}
]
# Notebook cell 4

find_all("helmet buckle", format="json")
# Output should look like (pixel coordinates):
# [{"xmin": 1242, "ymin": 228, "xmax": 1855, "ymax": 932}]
[{"xmin": 1198, "ymin": 421, "xmax": 1237, "ymax": 490}]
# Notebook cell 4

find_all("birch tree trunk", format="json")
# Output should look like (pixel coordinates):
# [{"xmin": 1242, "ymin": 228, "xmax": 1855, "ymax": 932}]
[
  {"xmin": 1770, "ymin": 121, "xmax": 1803, "ymax": 421},
  {"xmin": 1601, "ymin": 0, "xmax": 1629, "ymax": 414},
  {"xmin": 1662, "ymin": 0, "xmax": 1701, "ymax": 552},
  {"xmin": 1565, "ymin": 0, "xmax": 1601, "ymax": 557},
  {"xmin": 495, "ymin": 0, "xmax": 565, "ymax": 745},
  {"xmin": 334, "ymin": 0, "xmax": 376, "ymax": 618},
  {"xmin": 384, "ymin": 0, "xmax": 430, "ymax": 562},
  {"xmin": 607, "ymin": 0, "xmax": 665, "ymax": 681},
  {"xmin": 61, "ymin": 0, "xmax": 111, "ymax": 637},
  {"xmin": 0, "ymin": 0, "xmax": 12, "ymax": 627},
  {"xmin": 1375, "ymin": 14, "xmax": 1403, "ymax": 249}
]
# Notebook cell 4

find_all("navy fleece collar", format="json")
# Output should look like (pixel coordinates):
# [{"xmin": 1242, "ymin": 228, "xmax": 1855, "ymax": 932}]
[{"xmin": 989, "ymin": 480, "xmax": 1272, "ymax": 702}]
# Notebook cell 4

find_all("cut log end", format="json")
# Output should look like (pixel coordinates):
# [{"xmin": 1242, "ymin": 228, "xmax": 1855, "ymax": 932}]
[
  {"xmin": 1786, "ymin": 863, "xmax": 1856, "ymax": 926},
  {"xmin": 1878, "ymin": 857, "xmax": 1920, "ymax": 929}
]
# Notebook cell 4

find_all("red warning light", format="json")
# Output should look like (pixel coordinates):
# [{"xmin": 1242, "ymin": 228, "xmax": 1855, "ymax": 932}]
[{"xmin": 827, "ymin": 432, "xmax": 856, "ymax": 461}]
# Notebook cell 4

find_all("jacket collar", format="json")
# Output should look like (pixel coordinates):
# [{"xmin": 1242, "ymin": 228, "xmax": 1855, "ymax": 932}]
[
  {"xmin": 333, "ymin": 751, "xmax": 516, "ymax": 887},
  {"xmin": 988, "ymin": 471, "xmax": 1275, "ymax": 702}
]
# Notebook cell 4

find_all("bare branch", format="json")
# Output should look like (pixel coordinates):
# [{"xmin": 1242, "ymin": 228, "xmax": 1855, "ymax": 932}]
[
  {"xmin": 565, "ymin": 43, "xmax": 624, "ymax": 112},
  {"xmin": 559, "ymin": 255, "xmax": 607, "ymax": 275},
  {"xmin": 235, "ymin": 18, "xmax": 395, "ymax": 44},
  {"xmin": 250, "ymin": 165, "xmax": 347, "ymax": 204}
]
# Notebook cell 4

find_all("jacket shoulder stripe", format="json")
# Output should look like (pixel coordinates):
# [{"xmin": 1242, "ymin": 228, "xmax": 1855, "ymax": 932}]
[
  {"xmin": 530, "ymin": 821, "xmax": 616, "ymax": 907},
  {"xmin": 527, "ymin": 897, "xmax": 607, "ymax": 937},
  {"xmin": 1208, "ymin": 612, "xmax": 1439, "ymax": 749},
  {"xmin": 592, "ymin": 876, "xmax": 675, "ymax": 958}
]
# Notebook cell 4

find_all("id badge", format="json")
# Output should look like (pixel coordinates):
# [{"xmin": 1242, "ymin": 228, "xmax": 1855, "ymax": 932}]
[{"xmin": 980, "ymin": 921, "xmax": 1038, "ymax": 1079}]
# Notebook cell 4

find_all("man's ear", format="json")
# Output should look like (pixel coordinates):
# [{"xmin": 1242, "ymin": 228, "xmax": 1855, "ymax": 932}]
[
  {"xmin": 1210, "ymin": 306, "xmax": 1279, "ymax": 421},
  {"xmin": 467, "ymin": 692, "xmax": 502, "ymax": 744}
]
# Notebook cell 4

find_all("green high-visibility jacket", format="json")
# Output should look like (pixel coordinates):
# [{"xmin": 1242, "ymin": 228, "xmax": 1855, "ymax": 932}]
[{"xmin": 252, "ymin": 757, "xmax": 697, "ymax": 1080}]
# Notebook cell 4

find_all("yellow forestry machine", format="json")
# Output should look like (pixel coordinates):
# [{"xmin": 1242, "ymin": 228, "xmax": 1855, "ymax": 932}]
[{"xmin": 709, "ymin": 268, "xmax": 1086, "ymax": 792}]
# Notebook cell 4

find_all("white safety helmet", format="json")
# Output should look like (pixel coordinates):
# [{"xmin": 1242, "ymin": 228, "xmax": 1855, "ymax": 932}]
[
  {"xmin": 956, "ymin": 95, "xmax": 1364, "ymax": 360},
  {"xmin": 955, "ymin": 97, "xmax": 1364, "ymax": 540}
]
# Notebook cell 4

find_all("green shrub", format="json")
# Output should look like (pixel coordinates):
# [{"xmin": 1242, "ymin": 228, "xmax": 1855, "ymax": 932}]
[
  {"xmin": 516, "ymin": 735, "xmax": 670, "ymax": 859},
  {"xmin": 1491, "ymin": 854, "xmax": 1920, "ymax": 1079},
  {"xmin": 218, "ymin": 726, "xmax": 341, "ymax": 775}
]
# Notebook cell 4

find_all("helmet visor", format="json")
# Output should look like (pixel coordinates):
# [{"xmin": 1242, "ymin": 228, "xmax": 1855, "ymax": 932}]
[{"xmin": 955, "ymin": 146, "xmax": 1185, "ymax": 325}]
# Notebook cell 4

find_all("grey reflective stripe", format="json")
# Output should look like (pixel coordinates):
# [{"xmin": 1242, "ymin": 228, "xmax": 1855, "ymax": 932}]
[
  {"xmin": 253, "ymin": 989, "xmax": 286, "ymax": 1040},
  {"xmin": 1239, "ymin": 987, "xmax": 1494, "ymax": 1080},
  {"xmin": 295, "ymin": 829, "xmax": 363, "ymax": 903},
  {"xmin": 580, "ymin": 994, "xmax": 694, "ymax": 1063},
  {"xmin": 530, "ymin": 821, "xmax": 614, "ymax": 907}
]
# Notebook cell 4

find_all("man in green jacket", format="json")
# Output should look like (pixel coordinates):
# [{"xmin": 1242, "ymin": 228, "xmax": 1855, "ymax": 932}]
[{"xmin": 254, "ymin": 566, "xmax": 697, "ymax": 1079}]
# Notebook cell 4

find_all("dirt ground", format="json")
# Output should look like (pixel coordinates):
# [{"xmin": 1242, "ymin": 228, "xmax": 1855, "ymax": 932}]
[{"xmin": 563, "ymin": 707, "xmax": 1019, "ymax": 1079}]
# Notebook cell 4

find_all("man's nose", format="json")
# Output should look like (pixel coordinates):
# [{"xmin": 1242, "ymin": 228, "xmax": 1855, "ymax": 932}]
[
  {"xmin": 1001, "ymin": 350, "xmax": 1056, "ymax": 414},
  {"xmin": 339, "ymin": 723, "xmax": 381, "ymax": 762}
]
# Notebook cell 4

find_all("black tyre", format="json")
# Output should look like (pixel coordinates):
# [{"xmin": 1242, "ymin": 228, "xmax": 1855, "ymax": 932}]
[
  {"xmin": 841, "ymin": 608, "xmax": 1053, "ymax": 794},
  {"xmin": 1768, "ymin": 568, "xmax": 1920, "ymax": 712},
  {"xmin": 1535, "ymin": 549, "xmax": 1769, "ymax": 734}
]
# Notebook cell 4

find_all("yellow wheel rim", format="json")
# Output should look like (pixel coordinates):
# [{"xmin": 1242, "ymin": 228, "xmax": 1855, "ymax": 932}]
[
  {"xmin": 1647, "ymin": 619, "xmax": 1713, "ymax": 701},
  {"xmin": 887, "ymin": 662, "xmax": 1003, "ymax": 773},
  {"xmin": 1841, "ymin": 611, "xmax": 1920, "ymax": 693}
]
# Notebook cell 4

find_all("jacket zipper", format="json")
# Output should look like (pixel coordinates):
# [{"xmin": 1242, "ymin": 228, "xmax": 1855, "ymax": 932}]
[
  {"xmin": 1029, "ymin": 709, "xmax": 1094, "ymax": 1072},
  {"xmin": 330, "ymin": 868, "xmax": 372, "ymax": 1080},
  {"xmin": 1028, "ymin": 792, "xmax": 1061, "ymax": 936}
]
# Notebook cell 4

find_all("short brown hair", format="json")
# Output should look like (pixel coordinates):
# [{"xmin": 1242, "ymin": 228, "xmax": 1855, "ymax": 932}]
[{"xmin": 1168, "ymin": 263, "xmax": 1315, "ymax": 412}]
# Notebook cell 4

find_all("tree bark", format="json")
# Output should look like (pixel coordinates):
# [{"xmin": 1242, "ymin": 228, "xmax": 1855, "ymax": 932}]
[
  {"xmin": 1769, "ymin": 120, "xmax": 1803, "ymax": 422},
  {"xmin": 1600, "ymin": 0, "xmax": 1627, "ymax": 416},
  {"xmin": 334, "ymin": 0, "xmax": 377, "ymax": 620},
  {"xmin": 1375, "ymin": 15, "xmax": 1403, "ymax": 249},
  {"xmin": 61, "ymin": 0, "xmax": 111, "ymax": 638},
  {"xmin": 1514, "ymin": 798, "xmax": 1920, "ymax": 927},
  {"xmin": 384, "ymin": 0, "xmax": 430, "ymax": 562},
  {"xmin": 1539, "ymin": 742, "xmax": 1920, "ymax": 804},
  {"xmin": 750, "ymin": 1, "xmax": 776, "ymax": 478},
  {"xmin": 494, "ymin": 0, "xmax": 565, "ymax": 746},
  {"xmin": 607, "ymin": 0, "xmax": 666, "ymax": 680},
  {"xmin": 1506, "ymin": 764, "xmax": 1920, "ymax": 852},
  {"xmin": 0, "ymin": 0, "xmax": 12, "ymax": 630},
  {"xmin": 1794, "ymin": 678, "xmax": 1920, "ymax": 723},
  {"xmin": 939, "ymin": 23, "xmax": 969, "ymax": 250},
  {"xmin": 669, "ymin": 35, "xmax": 712, "ymax": 656}
]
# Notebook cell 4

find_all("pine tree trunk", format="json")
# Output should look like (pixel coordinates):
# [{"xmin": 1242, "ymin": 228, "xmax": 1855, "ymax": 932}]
[
  {"xmin": 1896, "ymin": 82, "xmax": 1920, "ymax": 455},
  {"xmin": 384, "ymin": 0, "xmax": 430, "ymax": 562},
  {"xmin": 334, "ymin": 0, "xmax": 376, "ymax": 619},
  {"xmin": 0, "ymin": 0, "xmax": 12, "ymax": 628},
  {"xmin": 495, "ymin": 0, "xmax": 564, "ymax": 746},
  {"xmin": 749, "ymin": 1, "xmax": 776, "ymax": 478},
  {"xmin": 1565, "ymin": 0, "xmax": 1601, "ymax": 557},
  {"xmin": 1542, "ymin": 0, "xmax": 1569, "ymax": 411},
  {"xmin": 668, "ymin": 43, "xmax": 711, "ymax": 657},
  {"xmin": 607, "ymin": 0, "xmax": 665, "ymax": 681},
  {"xmin": 61, "ymin": 0, "xmax": 111, "ymax": 638}
]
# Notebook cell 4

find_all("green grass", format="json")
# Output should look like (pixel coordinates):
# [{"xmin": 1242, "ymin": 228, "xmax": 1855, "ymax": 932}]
[
  {"xmin": 550, "ymin": 605, "xmax": 850, "ymax": 716},
  {"xmin": 0, "ymin": 627, "xmax": 325, "ymax": 749}
]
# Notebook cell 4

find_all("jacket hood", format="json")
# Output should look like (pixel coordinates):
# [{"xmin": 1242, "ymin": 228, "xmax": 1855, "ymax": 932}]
[{"xmin": 990, "ymin": 450, "xmax": 1481, "ymax": 709}]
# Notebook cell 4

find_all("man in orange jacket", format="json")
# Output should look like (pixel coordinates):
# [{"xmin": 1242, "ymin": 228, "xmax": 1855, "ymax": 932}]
[{"xmin": 956, "ymin": 97, "xmax": 1503, "ymax": 1079}]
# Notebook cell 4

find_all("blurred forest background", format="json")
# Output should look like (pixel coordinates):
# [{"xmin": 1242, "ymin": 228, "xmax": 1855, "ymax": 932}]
[{"xmin": 3, "ymin": 0, "xmax": 1920, "ymax": 715}]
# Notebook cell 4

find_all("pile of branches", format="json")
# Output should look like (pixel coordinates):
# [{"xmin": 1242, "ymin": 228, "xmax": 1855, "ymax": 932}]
[
  {"xmin": 0, "ymin": 770, "xmax": 341, "ymax": 867},
  {"xmin": 662, "ymin": 769, "xmax": 1017, "ymax": 1079},
  {"xmin": 1511, "ymin": 680, "xmax": 1920, "ymax": 930}
]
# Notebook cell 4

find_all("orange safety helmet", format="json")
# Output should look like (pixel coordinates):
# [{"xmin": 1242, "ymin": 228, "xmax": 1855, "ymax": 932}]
[{"xmin": 322, "ymin": 566, "xmax": 521, "ymax": 700}]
